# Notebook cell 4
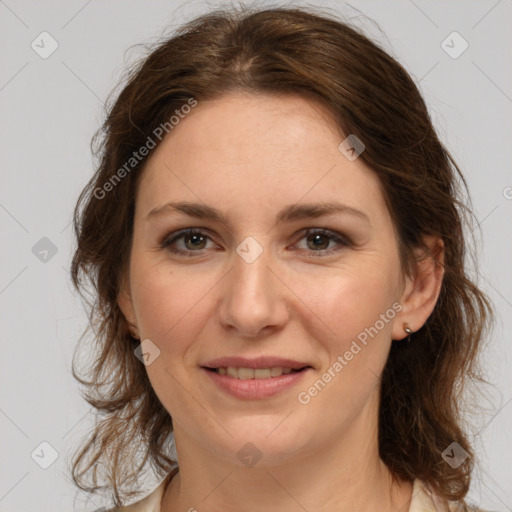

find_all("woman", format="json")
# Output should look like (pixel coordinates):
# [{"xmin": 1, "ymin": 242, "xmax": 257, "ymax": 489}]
[{"xmin": 70, "ymin": 6, "xmax": 493, "ymax": 512}]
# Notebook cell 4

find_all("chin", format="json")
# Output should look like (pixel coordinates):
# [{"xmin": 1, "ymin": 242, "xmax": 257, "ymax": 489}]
[{"xmin": 206, "ymin": 419, "xmax": 315, "ymax": 468}]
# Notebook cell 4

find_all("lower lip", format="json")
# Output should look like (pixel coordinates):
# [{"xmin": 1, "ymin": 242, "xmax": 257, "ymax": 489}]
[{"xmin": 202, "ymin": 367, "xmax": 311, "ymax": 400}]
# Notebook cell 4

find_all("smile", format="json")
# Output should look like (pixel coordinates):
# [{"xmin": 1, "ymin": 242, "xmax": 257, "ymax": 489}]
[
  {"xmin": 206, "ymin": 366, "xmax": 307, "ymax": 379},
  {"xmin": 202, "ymin": 366, "xmax": 311, "ymax": 400}
]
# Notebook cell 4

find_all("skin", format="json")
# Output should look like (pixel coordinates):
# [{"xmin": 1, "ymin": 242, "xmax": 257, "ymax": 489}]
[{"xmin": 118, "ymin": 92, "xmax": 444, "ymax": 512}]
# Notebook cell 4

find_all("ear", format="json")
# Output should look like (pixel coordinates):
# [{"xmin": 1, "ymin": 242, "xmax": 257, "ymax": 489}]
[
  {"xmin": 118, "ymin": 272, "xmax": 140, "ymax": 340},
  {"xmin": 392, "ymin": 235, "xmax": 444, "ymax": 340}
]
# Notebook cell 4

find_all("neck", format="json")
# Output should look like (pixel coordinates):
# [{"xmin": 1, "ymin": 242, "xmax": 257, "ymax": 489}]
[
  {"xmin": 161, "ymin": 412, "xmax": 413, "ymax": 512},
  {"xmin": 163, "ymin": 460, "xmax": 412, "ymax": 512}
]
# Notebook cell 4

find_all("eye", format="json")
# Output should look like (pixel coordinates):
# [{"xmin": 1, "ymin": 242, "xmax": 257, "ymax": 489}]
[
  {"xmin": 292, "ymin": 228, "xmax": 350, "ymax": 256},
  {"xmin": 161, "ymin": 227, "xmax": 350, "ymax": 258},
  {"xmin": 161, "ymin": 229, "xmax": 216, "ymax": 256}
]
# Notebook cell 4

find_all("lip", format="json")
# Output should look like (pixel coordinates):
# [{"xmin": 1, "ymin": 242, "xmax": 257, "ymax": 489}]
[
  {"xmin": 202, "ymin": 366, "xmax": 311, "ymax": 400},
  {"xmin": 201, "ymin": 356, "xmax": 311, "ymax": 370}
]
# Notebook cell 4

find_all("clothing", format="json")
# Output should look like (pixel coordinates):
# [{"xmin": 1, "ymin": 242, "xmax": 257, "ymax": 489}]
[{"xmin": 105, "ymin": 475, "xmax": 482, "ymax": 511}]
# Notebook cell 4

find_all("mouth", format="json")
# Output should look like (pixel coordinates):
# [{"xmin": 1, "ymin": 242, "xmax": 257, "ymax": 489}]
[
  {"xmin": 202, "ymin": 366, "xmax": 311, "ymax": 379},
  {"xmin": 200, "ymin": 356, "xmax": 313, "ymax": 399},
  {"xmin": 201, "ymin": 364, "xmax": 312, "ymax": 400}
]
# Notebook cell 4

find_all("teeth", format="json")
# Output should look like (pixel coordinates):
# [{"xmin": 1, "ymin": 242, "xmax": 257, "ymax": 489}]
[
  {"xmin": 215, "ymin": 366, "xmax": 297, "ymax": 379},
  {"xmin": 254, "ymin": 368, "xmax": 271, "ymax": 379},
  {"xmin": 227, "ymin": 367, "xmax": 238, "ymax": 378}
]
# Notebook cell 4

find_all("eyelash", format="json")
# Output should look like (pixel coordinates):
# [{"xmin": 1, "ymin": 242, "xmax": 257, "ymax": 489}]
[{"xmin": 160, "ymin": 228, "xmax": 351, "ymax": 257}]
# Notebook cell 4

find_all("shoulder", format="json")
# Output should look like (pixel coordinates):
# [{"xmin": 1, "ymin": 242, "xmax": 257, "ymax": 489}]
[
  {"xmin": 447, "ymin": 503, "xmax": 496, "ymax": 512},
  {"xmin": 93, "ymin": 471, "xmax": 176, "ymax": 512},
  {"xmin": 412, "ymin": 479, "xmax": 496, "ymax": 512}
]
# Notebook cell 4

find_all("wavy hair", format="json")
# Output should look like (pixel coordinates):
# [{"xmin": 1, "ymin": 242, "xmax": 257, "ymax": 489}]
[{"xmin": 70, "ymin": 5, "xmax": 493, "ymax": 507}]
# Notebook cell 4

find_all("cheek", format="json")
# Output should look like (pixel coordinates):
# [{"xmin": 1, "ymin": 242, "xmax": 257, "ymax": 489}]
[
  {"xmin": 294, "ymin": 269, "xmax": 399, "ymax": 419},
  {"xmin": 129, "ymin": 263, "xmax": 220, "ymax": 414},
  {"xmin": 130, "ymin": 262, "xmax": 218, "ymax": 354},
  {"xmin": 298, "ymin": 263, "xmax": 399, "ymax": 349}
]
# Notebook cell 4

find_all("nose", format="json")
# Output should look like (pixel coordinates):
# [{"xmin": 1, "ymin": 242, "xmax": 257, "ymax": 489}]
[{"xmin": 218, "ymin": 249, "xmax": 290, "ymax": 338}]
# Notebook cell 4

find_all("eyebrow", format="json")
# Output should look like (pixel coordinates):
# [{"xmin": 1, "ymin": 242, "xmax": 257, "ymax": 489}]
[{"xmin": 146, "ymin": 201, "xmax": 371, "ymax": 226}]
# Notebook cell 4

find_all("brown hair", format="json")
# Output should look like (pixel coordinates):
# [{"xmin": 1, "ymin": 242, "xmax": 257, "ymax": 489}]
[{"xmin": 70, "ymin": 5, "xmax": 493, "ymax": 507}]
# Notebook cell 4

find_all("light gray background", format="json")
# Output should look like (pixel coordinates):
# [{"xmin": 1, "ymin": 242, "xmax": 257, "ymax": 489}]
[{"xmin": 1, "ymin": 0, "xmax": 511, "ymax": 510}]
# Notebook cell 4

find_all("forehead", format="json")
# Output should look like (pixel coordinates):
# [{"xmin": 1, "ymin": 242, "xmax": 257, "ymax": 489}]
[
  {"xmin": 146, "ymin": 92, "xmax": 342, "ymax": 166},
  {"xmin": 136, "ymin": 93, "xmax": 388, "ymax": 226}
]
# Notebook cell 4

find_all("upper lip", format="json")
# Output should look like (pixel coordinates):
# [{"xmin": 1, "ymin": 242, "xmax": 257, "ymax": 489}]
[{"xmin": 202, "ymin": 356, "xmax": 311, "ymax": 370}]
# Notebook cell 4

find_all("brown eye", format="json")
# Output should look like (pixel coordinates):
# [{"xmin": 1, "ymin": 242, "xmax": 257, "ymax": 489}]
[
  {"xmin": 161, "ymin": 229, "xmax": 215, "ymax": 256},
  {"xmin": 306, "ymin": 233, "xmax": 331, "ymax": 250},
  {"xmin": 183, "ymin": 232, "xmax": 207, "ymax": 250},
  {"xmin": 294, "ymin": 228, "xmax": 350, "ymax": 256}
]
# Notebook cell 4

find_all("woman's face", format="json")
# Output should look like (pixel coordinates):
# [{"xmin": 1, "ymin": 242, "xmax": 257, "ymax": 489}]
[{"xmin": 120, "ymin": 92, "xmax": 415, "ymax": 468}]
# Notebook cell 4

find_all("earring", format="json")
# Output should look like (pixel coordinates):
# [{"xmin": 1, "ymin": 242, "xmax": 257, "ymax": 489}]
[{"xmin": 403, "ymin": 323, "xmax": 413, "ymax": 342}]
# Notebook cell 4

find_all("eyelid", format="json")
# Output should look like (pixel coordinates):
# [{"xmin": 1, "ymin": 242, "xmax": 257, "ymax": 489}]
[
  {"xmin": 160, "ymin": 227, "xmax": 351, "ymax": 256},
  {"xmin": 290, "ymin": 228, "xmax": 351, "ymax": 254},
  {"xmin": 160, "ymin": 228, "xmax": 217, "ymax": 250}
]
